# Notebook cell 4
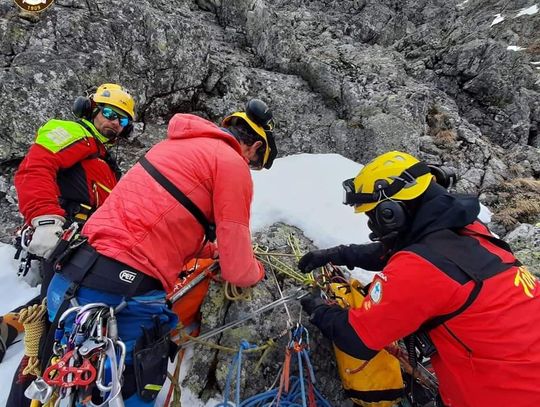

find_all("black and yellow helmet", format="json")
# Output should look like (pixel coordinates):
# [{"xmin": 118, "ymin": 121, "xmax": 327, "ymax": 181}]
[
  {"xmin": 222, "ymin": 99, "xmax": 277, "ymax": 169},
  {"xmin": 343, "ymin": 151, "xmax": 434, "ymax": 213}
]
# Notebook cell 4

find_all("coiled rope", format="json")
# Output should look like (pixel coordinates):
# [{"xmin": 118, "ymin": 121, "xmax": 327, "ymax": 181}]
[
  {"xmin": 224, "ymin": 281, "xmax": 253, "ymax": 301},
  {"xmin": 18, "ymin": 299, "xmax": 47, "ymax": 378}
]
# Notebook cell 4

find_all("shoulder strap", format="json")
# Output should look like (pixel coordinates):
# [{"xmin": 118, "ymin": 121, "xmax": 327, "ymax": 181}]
[
  {"xmin": 420, "ymin": 281, "xmax": 483, "ymax": 332},
  {"xmin": 139, "ymin": 156, "xmax": 216, "ymax": 242},
  {"xmin": 410, "ymin": 228, "xmax": 518, "ymax": 332}
]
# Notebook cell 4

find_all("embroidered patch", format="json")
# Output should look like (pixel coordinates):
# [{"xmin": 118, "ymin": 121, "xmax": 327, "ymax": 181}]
[
  {"xmin": 47, "ymin": 127, "xmax": 72, "ymax": 145},
  {"xmin": 369, "ymin": 280, "xmax": 383, "ymax": 304}
]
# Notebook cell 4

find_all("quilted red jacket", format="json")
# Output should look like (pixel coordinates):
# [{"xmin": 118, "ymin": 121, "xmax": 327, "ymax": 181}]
[{"xmin": 83, "ymin": 114, "xmax": 265, "ymax": 291}]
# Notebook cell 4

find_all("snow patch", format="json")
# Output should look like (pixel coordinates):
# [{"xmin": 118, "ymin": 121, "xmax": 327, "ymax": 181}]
[
  {"xmin": 479, "ymin": 205, "xmax": 492, "ymax": 224},
  {"xmin": 516, "ymin": 4, "xmax": 538, "ymax": 17},
  {"xmin": 0, "ymin": 154, "xmax": 500, "ymax": 405},
  {"xmin": 507, "ymin": 45, "xmax": 526, "ymax": 51},
  {"xmin": 490, "ymin": 13, "xmax": 505, "ymax": 26}
]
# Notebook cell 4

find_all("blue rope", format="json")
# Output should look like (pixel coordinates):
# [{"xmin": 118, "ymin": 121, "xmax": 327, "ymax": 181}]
[
  {"xmin": 216, "ymin": 340, "xmax": 257, "ymax": 407},
  {"xmin": 240, "ymin": 376, "xmax": 333, "ymax": 407},
  {"xmin": 214, "ymin": 332, "xmax": 333, "ymax": 407}
]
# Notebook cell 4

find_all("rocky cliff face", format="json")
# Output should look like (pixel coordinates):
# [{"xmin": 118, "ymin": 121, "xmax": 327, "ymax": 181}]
[
  {"xmin": 0, "ymin": 0, "xmax": 539, "ymax": 403},
  {"xmin": 1, "ymin": 0, "xmax": 538, "ymax": 240}
]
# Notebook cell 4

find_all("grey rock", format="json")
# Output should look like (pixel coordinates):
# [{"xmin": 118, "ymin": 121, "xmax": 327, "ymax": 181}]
[
  {"xmin": 0, "ymin": 0, "xmax": 539, "ymax": 401},
  {"xmin": 184, "ymin": 223, "xmax": 349, "ymax": 405},
  {"xmin": 506, "ymin": 223, "xmax": 540, "ymax": 275}
]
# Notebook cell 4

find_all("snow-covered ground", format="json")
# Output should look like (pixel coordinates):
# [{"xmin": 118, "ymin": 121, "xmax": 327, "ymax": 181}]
[{"xmin": 0, "ymin": 153, "xmax": 491, "ymax": 406}]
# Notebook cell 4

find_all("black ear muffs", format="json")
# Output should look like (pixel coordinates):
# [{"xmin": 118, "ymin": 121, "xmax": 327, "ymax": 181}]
[
  {"xmin": 72, "ymin": 96, "xmax": 93, "ymax": 120},
  {"xmin": 366, "ymin": 179, "xmax": 412, "ymax": 243},
  {"xmin": 373, "ymin": 200, "xmax": 408, "ymax": 236},
  {"xmin": 428, "ymin": 164, "xmax": 457, "ymax": 189}
]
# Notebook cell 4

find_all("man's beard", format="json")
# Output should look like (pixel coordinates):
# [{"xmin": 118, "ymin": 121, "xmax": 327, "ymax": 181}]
[{"xmin": 101, "ymin": 127, "xmax": 119, "ymax": 140}]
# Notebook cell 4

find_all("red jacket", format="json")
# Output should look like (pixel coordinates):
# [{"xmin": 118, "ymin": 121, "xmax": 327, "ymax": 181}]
[
  {"xmin": 15, "ymin": 119, "xmax": 118, "ymax": 222},
  {"xmin": 82, "ymin": 114, "xmax": 265, "ymax": 292},
  {"xmin": 350, "ymin": 223, "xmax": 540, "ymax": 407}
]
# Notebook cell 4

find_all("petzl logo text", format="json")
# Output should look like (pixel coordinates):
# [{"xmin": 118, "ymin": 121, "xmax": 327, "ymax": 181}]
[
  {"xmin": 14, "ymin": 0, "xmax": 55, "ymax": 13},
  {"xmin": 119, "ymin": 270, "xmax": 137, "ymax": 284}
]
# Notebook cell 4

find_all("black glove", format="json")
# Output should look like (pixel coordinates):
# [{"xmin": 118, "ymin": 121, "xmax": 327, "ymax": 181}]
[
  {"xmin": 298, "ymin": 243, "xmax": 388, "ymax": 273},
  {"xmin": 300, "ymin": 291, "xmax": 328, "ymax": 316},
  {"xmin": 298, "ymin": 247, "xmax": 343, "ymax": 273}
]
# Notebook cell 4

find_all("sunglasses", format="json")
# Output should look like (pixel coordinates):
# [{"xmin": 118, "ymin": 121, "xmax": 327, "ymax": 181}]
[{"xmin": 101, "ymin": 106, "xmax": 131, "ymax": 127}]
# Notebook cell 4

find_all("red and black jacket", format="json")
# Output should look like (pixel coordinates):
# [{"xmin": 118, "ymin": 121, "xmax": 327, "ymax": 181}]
[{"xmin": 14, "ymin": 119, "xmax": 120, "ymax": 223}]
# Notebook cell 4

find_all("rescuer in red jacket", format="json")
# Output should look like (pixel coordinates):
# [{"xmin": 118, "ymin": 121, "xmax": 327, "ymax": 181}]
[
  {"xmin": 14, "ymin": 83, "xmax": 136, "ymax": 265},
  {"xmin": 299, "ymin": 151, "xmax": 540, "ymax": 407},
  {"xmin": 32, "ymin": 100, "xmax": 278, "ymax": 406},
  {"xmin": 81, "ymin": 103, "xmax": 276, "ymax": 291},
  {"xmin": 6, "ymin": 83, "xmax": 136, "ymax": 407}
]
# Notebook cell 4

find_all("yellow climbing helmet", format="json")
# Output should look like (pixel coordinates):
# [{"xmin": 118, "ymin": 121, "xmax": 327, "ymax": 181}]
[
  {"xmin": 223, "ymin": 112, "xmax": 271, "ymax": 167},
  {"xmin": 343, "ymin": 151, "xmax": 434, "ymax": 213},
  {"xmin": 92, "ymin": 83, "xmax": 135, "ymax": 120},
  {"xmin": 222, "ymin": 99, "xmax": 277, "ymax": 169}
]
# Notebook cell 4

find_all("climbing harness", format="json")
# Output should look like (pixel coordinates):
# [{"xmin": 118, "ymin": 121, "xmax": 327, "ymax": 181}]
[{"xmin": 25, "ymin": 302, "xmax": 127, "ymax": 406}]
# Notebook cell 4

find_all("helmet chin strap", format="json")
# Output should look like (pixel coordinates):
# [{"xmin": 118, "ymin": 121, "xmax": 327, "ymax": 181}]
[{"xmin": 369, "ymin": 230, "xmax": 399, "ymax": 243}]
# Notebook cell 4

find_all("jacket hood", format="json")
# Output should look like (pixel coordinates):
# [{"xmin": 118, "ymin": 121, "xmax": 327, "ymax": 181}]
[
  {"xmin": 397, "ymin": 183, "xmax": 480, "ymax": 249},
  {"xmin": 167, "ymin": 113, "xmax": 244, "ymax": 156}
]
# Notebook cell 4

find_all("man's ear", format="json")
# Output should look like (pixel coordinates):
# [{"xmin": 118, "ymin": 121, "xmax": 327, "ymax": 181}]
[{"xmin": 251, "ymin": 140, "xmax": 264, "ymax": 152}]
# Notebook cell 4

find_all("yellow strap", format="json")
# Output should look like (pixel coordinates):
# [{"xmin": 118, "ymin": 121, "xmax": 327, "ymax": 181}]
[
  {"xmin": 94, "ymin": 181, "xmax": 112, "ymax": 194},
  {"xmin": 144, "ymin": 384, "xmax": 163, "ymax": 391}
]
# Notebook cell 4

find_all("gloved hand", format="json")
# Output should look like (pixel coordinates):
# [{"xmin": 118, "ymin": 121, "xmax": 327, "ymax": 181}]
[
  {"xmin": 298, "ymin": 242, "xmax": 387, "ymax": 273},
  {"xmin": 298, "ymin": 246, "xmax": 343, "ymax": 273},
  {"xmin": 27, "ymin": 215, "xmax": 65, "ymax": 259},
  {"xmin": 300, "ymin": 290, "xmax": 328, "ymax": 316}
]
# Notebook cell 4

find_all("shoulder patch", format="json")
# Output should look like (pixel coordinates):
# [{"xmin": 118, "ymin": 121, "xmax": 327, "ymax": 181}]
[
  {"xmin": 36, "ymin": 119, "xmax": 91, "ymax": 153},
  {"xmin": 369, "ymin": 280, "xmax": 383, "ymax": 304},
  {"xmin": 46, "ymin": 127, "xmax": 72, "ymax": 145}
]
